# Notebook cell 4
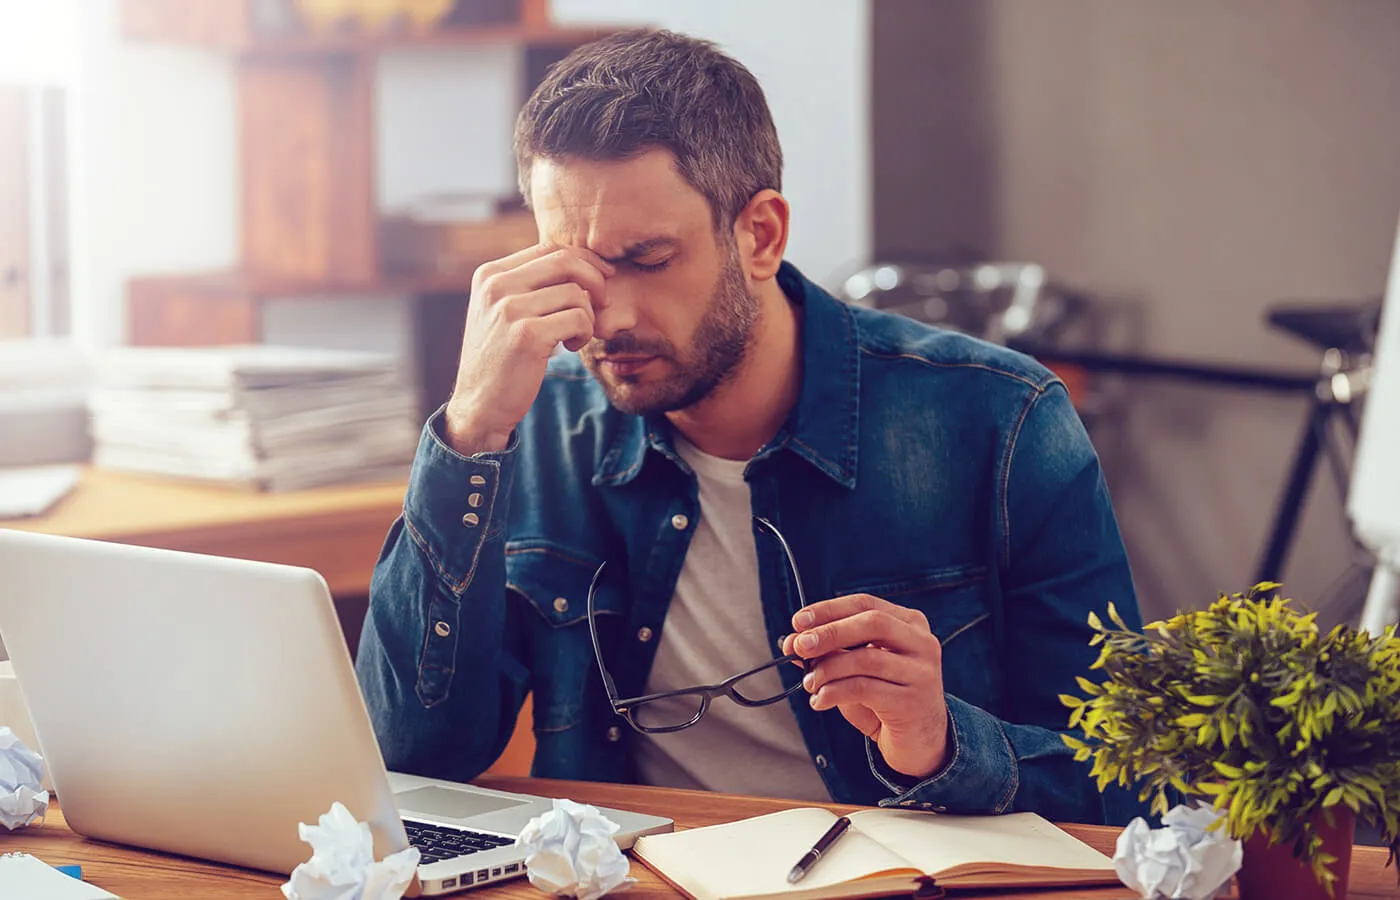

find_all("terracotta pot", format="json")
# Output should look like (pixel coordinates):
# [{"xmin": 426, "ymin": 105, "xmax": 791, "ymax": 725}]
[{"xmin": 1237, "ymin": 807, "xmax": 1355, "ymax": 900}]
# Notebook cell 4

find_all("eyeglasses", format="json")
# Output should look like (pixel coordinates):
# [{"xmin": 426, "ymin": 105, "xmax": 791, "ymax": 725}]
[{"xmin": 587, "ymin": 516, "xmax": 811, "ymax": 734}]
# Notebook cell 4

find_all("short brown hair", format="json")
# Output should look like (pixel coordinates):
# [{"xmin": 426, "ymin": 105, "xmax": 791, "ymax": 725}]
[{"xmin": 514, "ymin": 29, "xmax": 783, "ymax": 230}]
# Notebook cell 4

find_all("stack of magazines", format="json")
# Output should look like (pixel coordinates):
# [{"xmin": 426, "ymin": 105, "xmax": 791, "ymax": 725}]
[{"xmin": 88, "ymin": 345, "xmax": 420, "ymax": 491}]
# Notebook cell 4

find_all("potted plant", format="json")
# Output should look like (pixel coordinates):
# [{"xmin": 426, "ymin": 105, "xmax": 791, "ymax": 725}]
[{"xmin": 1060, "ymin": 584, "xmax": 1399, "ymax": 899}]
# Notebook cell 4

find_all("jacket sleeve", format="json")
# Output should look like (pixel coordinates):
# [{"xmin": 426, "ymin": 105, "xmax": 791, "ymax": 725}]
[
  {"xmin": 868, "ymin": 381, "xmax": 1148, "ymax": 825},
  {"xmin": 354, "ymin": 409, "xmax": 531, "ymax": 782}
]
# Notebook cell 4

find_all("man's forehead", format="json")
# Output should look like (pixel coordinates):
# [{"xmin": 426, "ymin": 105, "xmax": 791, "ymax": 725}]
[{"xmin": 528, "ymin": 152, "xmax": 708, "ymax": 252}]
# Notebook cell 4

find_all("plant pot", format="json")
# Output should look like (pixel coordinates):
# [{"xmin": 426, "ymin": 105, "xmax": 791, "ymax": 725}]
[{"xmin": 1236, "ymin": 807, "xmax": 1355, "ymax": 900}]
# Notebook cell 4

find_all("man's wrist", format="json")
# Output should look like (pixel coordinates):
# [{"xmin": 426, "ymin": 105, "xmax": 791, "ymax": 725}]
[{"xmin": 442, "ymin": 403, "xmax": 512, "ymax": 456}]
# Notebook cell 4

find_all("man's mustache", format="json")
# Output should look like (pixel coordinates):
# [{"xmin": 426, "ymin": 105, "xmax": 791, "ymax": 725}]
[{"xmin": 588, "ymin": 333, "xmax": 673, "ymax": 358}]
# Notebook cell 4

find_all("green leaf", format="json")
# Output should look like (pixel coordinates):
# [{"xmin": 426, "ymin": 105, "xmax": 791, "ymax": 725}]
[
  {"xmin": 1220, "ymin": 715, "xmax": 1236, "ymax": 748},
  {"xmin": 1074, "ymin": 676, "xmax": 1102, "ymax": 696},
  {"xmin": 1213, "ymin": 761, "xmax": 1246, "ymax": 779}
]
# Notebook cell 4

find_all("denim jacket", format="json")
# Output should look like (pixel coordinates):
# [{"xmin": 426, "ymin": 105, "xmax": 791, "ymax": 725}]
[{"xmin": 356, "ymin": 262, "xmax": 1146, "ymax": 824}]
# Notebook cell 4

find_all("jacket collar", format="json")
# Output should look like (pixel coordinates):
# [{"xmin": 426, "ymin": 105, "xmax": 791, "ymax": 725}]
[{"xmin": 593, "ymin": 261, "xmax": 860, "ymax": 490}]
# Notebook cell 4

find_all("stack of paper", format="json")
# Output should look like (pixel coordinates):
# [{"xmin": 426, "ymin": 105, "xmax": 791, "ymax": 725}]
[{"xmin": 87, "ymin": 345, "xmax": 420, "ymax": 492}]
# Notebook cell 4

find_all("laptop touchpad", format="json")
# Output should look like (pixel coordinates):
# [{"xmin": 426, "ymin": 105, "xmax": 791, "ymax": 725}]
[{"xmin": 395, "ymin": 786, "xmax": 529, "ymax": 820}]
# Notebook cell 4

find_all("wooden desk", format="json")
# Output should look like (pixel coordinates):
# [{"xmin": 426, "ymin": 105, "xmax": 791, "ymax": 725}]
[
  {"xmin": 4, "ymin": 777, "xmax": 1396, "ymax": 899},
  {"xmin": 1, "ymin": 467, "xmax": 406, "ymax": 596}
]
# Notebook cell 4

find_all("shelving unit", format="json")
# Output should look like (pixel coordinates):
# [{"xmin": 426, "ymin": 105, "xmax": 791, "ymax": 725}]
[{"xmin": 119, "ymin": 0, "xmax": 616, "ymax": 410}]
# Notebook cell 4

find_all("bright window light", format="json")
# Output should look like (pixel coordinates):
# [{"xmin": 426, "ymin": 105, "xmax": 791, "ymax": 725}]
[{"xmin": 0, "ymin": 0, "xmax": 80, "ymax": 83}]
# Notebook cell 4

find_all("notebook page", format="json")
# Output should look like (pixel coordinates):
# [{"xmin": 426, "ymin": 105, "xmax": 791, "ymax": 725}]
[
  {"xmin": 0, "ymin": 854, "xmax": 118, "ymax": 899},
  {"xmin": 849, "ymin": 809, "xmax": 1113, "ymax": 878},
  {"xmin": 634, "ymin": 808, "xmax": 918, "ymax": 898}
]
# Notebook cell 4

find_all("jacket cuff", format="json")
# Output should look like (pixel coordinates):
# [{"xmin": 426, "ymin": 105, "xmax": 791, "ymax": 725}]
[
  {"xmin": 870, "ymin": 694, "xmax": 1019, "ymax": 814},
  {"xmin": 401, "ymin": 407, "xmax": 518, "ymax": 593}
]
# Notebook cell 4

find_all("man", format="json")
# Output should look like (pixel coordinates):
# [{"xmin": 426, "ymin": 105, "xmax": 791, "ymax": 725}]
[{"xmin": 356, "ymin": 28, "xmax": 1143, "ymax": 824}]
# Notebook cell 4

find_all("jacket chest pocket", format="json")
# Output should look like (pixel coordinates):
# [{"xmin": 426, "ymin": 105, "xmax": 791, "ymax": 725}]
[
  {"xmin": 834, "ymin": 565, "xmax": 1002, "ymax": 712},
  {"xmin": 505, "ymin": 542, "xmax": 617, "ymax": 734}
]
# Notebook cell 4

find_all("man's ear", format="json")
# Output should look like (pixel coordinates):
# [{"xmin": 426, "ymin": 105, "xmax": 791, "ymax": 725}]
[{"xmin": 732, "ymin": 189, "xmax": 790, "ymax": 281}]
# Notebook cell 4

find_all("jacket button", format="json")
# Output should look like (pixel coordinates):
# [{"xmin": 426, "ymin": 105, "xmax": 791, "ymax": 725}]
[
  {"xmin": 467, "ymin": 492, "xmax": 484, "ymax": 508},
  {"xmin": 552, "ymin": 597, "xmax": 569, "ymax": 614},
  {"xmin": 670, "ymin": 514, "xmax": 689, "ymax": 531},
  {"xmin": 434, "ymin": 621, "xmax": 451, "ymax": 637},
  {"xmin": 606, "ymin": 726, "xmax": 622, "ymax": 742},
  {"xmin": 461, "ymin": 513, "xmax": 480, "ymax": 528},
  {"xmin": 469, "ymin": 475, "xmax": 486, "ymax": 486},
  {"xmin": 814, "ymin": 754, "xmax": 828, "ymax": 769},
  {"xmin": 637, "ymin": 627, "xmax": 653, "ymax": 642}
]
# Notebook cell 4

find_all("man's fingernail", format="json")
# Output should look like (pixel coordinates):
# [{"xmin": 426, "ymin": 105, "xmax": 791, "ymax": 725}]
[
  {"xmin": 802, "ymin": 672, "xmax": 815, "ymax": 692},
  {"xmin": 796, "ymin": 633, "xmax": 818, "ymax": 654},
  {"xmin": 795, "ymin": 611, "xmax": 814, "ymax": 629},
  {"xmin": 809, "ymin": 693, "xmax": 822, "ymax": 710}
]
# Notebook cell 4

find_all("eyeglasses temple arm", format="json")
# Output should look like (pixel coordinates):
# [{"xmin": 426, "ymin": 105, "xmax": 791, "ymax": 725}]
[
  {"xmin": 587, "ymin": 562, "xmax": 622, "ymax": 702},
  {"xmin": 755, "ymin": 516, "xmax": 809, "ymax": 609}
]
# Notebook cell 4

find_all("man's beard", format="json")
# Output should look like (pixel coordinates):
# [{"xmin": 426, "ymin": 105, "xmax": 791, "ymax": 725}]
[{"xmin": 581, "ymin": 247, "xmax": 758, "ymax": 416}]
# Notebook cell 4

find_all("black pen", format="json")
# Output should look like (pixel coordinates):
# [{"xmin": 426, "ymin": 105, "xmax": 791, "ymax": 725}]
[{"xmin": 787, "ymin": 815, "xmax": 852, "ymax": 884}]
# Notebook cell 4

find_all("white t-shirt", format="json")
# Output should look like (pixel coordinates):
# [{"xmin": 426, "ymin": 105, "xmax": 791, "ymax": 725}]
[{"xmin": 632, "ymin": 436, "xmax": 831, "ymax": 802}]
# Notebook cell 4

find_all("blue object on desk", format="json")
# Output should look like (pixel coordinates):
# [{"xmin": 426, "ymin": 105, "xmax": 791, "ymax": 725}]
[{"xmin": 55, "ymin": 864, "xmax": 82, "ymax": 879}]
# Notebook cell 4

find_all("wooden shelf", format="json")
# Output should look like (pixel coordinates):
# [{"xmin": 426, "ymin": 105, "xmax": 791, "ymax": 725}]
[
  {"xmin": 127, "ymin": 270, "xmax": 480, "ymax": 342},
  {"xmin": 123, "ymin": 1, "xmax": 612, "ymax": 55},
  {"xmin": 231, "ymin": 24, "xmax": 618, "ymax": 56},
  {"xmin": 119, "ymin": 0, "xmax": 614, "ymax": 406}
]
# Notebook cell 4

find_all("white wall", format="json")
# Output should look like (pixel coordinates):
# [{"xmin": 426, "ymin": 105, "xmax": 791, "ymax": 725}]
[
  {"xmin": 871, "ymin": 0, "xmax": 1400, "ymax": 622},
  {"xmin": 550, "ymin": 0, "xmax": 872, "ymax": 289}
]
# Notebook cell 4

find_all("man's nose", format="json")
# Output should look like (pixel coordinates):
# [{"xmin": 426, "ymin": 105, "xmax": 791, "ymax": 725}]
[{"xmin": 592, "ymin": 279, "xmax": 638, "ymax": 340}]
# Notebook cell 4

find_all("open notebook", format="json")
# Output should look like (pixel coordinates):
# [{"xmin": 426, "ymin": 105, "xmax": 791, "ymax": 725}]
[
  {"xmin": 0, "ymin": 854, "xmax": 118, "ymax": 899},
  {"xmin": 631, "ymin": 806, "xmax": 1119, "ymax": 900}
]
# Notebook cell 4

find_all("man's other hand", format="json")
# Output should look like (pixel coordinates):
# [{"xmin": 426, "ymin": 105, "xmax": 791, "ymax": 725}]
[{"xmin": 783, "ymin": 594, "xmax": 951, "ymax": 781}]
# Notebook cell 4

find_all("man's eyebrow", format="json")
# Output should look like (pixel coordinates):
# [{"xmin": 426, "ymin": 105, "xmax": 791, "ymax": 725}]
[{"xmin": 598, "ymin": 238, "xmax": 678, "ymax": 264}]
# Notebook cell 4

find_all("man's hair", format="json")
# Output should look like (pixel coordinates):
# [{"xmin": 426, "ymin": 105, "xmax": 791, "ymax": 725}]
[{"xmin": 514, "ymin": 29, "xmax": 783, "ymax": 230}]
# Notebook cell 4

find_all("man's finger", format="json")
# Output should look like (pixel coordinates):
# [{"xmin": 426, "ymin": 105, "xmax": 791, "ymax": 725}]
[
  {"xmin": 479, "ymin": 247, "xmax": 613, "ymax": 310},
  {"xmin": 473, "ymin": 242, "xmax": 554, "ymax": 285},
  {"xmin": 792, "ymin": 593, "xmax": 928, "ymax": 632},
  {"xmin": 515, "ymin": 307, "xmax": 595, "ymax": 358},
  {"xmin": 808, "ymin": 675, "xmax": 902, "ymax": 714},
  {"xmin": 792, "ymin": 609, "xmax": 934, "ymax": 658},
  {"xmin": 830, "ymin": 701, "xmax": 882, "ymax": 739},
  {"xmin": 500, "ymin": 282, "xmax": 596, "ymax": 329},
  {"xmin": 803, "ymin": 646, "xmax": 920, "ymax": 693}
]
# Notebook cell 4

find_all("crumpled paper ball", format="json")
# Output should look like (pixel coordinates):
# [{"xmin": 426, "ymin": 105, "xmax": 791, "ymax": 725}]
[
  {"xmin": 515, "ymin": 799, "xmax": 634, "ymax": 900},
  {"xmin": 0, "ymin": 726, "xmax": 49, "ymax": 830},
  {"xmin": 282, "ymin": 801, "xmax": 421, "ymax": 900},
  {"xmin": 1114, "ymin": 804, "xmax": 1242, "ymax": 900}
]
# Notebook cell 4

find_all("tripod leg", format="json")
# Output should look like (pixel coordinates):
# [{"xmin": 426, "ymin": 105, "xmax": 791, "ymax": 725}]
[{"xmin": 1255, "ymin": 397, "xmax": 1330, "ymax": 584}]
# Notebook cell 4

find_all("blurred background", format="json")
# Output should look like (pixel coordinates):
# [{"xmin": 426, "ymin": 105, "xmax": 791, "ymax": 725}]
[{"xmin": 2, "ymin": 0, "xmax": 1399, "ymax": 636}]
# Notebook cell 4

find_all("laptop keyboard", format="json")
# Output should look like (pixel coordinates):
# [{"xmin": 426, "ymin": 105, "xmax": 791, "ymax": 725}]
[{"xmin": 404, "ymin": 820, "xmax": 516, "ymax": 863}]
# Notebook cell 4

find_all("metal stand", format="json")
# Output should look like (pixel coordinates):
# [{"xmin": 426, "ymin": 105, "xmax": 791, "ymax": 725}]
[
  {"xmin": 1254, "ymin": 349, "xmax": 1370, "ymax": 585},
  {"xmin": 1360, "ymin": 561, "xmax": 1400, "ymax": 636}
]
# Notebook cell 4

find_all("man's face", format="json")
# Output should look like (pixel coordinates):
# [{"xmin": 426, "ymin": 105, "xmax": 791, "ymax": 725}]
[{"xmin": 529, "ymin": 150, "xmax": 759, "ymax": 416}]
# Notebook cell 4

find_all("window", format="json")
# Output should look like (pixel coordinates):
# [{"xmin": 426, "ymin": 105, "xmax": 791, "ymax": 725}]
[
  {"xmin": 0, "ymin": 84, "xmax": 68, "ymax": 338},
  {"xmin": 0, "ymin": 1, "xmax": 78, "ymax": 341}
]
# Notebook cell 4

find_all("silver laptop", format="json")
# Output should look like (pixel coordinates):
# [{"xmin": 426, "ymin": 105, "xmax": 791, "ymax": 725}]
[{"xmin": 0, "ymin": 529, "xmax": 672, "ymax": 894}]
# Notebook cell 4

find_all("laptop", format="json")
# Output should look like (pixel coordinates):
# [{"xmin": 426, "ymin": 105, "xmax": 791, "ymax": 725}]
[{"xmin": 0, "ymin": 529, "xmax": 672, "ymax": 894}]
